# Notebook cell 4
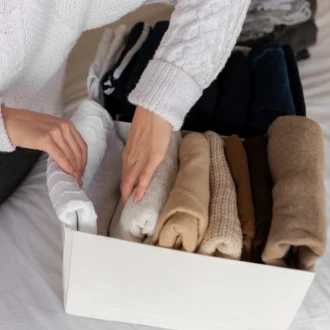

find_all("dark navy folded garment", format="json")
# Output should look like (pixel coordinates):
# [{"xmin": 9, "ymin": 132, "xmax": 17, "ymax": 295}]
[
  {"xmin": 283, "ymin": 44, "xmax": 306, "ymax": 117},
  {"xmin": 247, "ymin": 43, "xmax": 295, "ymax": 136},
  {"xmin": 209, "ymin": 51, "xmax": 252, "ymax": 137}
]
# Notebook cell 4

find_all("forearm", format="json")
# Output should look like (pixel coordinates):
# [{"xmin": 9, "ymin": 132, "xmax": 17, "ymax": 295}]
[{"xmin": 130, "ymin": 0, "xmax": 251, "ymax": 130}]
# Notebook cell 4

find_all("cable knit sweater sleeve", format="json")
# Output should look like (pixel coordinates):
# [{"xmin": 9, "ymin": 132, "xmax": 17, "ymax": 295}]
[{"xmin": 128, "ymin": 0, "xmax": 251, "ymax": 130}]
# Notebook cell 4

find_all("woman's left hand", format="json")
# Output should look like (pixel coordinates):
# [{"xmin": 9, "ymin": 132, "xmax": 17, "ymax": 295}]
[{"xmin": 121, "ymin": 106, "xmax": 172, "ymax": 204}]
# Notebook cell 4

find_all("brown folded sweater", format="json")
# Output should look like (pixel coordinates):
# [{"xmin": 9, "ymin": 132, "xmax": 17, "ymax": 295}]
[
  {"xmin": 262, "ymin": 116, "xmax": 326, "ymax": 271},
  {"xmin": 149, "ymin": 133, "xmax": 210, "ymax": 252},
  {"xmin": 198, "ymin": 132, "xmax": 242, "ymax": 260},
  {"xmin": 225, "ymin": 135, "xmax": 256, "ymax": 261},
  {"xmin": 244, "ymin": 136, "xmax": 273, "ymax": 263}
]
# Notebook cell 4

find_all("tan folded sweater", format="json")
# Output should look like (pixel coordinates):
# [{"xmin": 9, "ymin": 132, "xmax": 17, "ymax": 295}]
[
  {"xmin": 262, "ymin": 116, "xmax": 326, "ymax": 271},
  {"xmin": 149, "ymin": 133, "xmax": 210, "ymax": 252},
  {"xmin": 198, "ymin": 132, "xmax": 242, "ymax": 260},
  {"xmin": 225, "ymin": 135, "xmax": 256, "ymax": 262}
]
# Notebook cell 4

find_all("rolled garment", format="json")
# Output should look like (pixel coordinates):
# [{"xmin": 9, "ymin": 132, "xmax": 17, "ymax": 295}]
[
  {"xmin": 87, "ymin": 25, "xmax": 128, "ymax": 104},
  {"xmin": 283, "ymin": 44, "xmax": 306, "ymax": 117},
  {"xmin": 102, "ymin": 22, "xmax": 151, "ymax": 119},
  {"xmin": 199, "ymin": 132, "xmax": 242, "ymax": 260},
  {"xmin": 225, "ymin": 135, "xmax": 255, "ymax": 261},
  {"xmin": 109, "ymin": 200, "xmax": 141, "ymax": 242},
  {"xmin": 0, "ymin": 148, "xmax": 42, "ymax": 205},
  {"xmin": 210, "ymin": 51, "xmax": 252, "ymax": 137},
  {"xmin": 149, "ymin": 133, "xmax": 210, "ymax": 252},
  {"xmin": 248, "ymin": 43, "xmax": 295, "ymax": 136},
  {"xmin": 262, "ymin": 116, "xmax": 326, "ymax": 271},
  {"xmin": 111, "ymin": 132, "xmax": 182, "ymax": 242},
  {"xmin": 123, "ymin": 21, "xmax": 169, "ymax": 122},
  {"xmin": 47, "ymin": 100, "xmax": 123, "ymax": 235},
  {"xmin": 244, "ymin": 137, "xmax": 273, "ymax": 262}
]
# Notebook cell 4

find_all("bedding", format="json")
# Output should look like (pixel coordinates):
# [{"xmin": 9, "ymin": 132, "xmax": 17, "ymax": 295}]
[{"xmin": 0, "ymin": 2, "xmax": 329, "ymax": 330}]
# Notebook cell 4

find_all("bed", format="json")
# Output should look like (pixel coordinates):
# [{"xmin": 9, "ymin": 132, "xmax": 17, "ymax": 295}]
[{"xmin": 0, "ymin": 2, "xmax": 329, "ymax": 330}]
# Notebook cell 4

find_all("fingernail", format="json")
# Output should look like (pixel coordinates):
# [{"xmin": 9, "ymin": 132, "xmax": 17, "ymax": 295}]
[
  {"xmin": 134, "ymin": 192, "xmax": 141, "ymax": 203},
  {"xmin": 78, "ymin": 178, "xmax": 83, "ymax": 188}
]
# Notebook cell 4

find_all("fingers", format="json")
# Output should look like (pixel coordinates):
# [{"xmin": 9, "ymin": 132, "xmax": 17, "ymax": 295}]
[
  {"xmin": 43, "ymin": 119, "xmax": 87, "ymax": 186},
  {"xmin": 70, "ymin": 122, "xmax": 88, "ymax": 176},
  {"xmin": 45, "ymin": 138, "xmax": 76, "ymax": 178},
  {"xmin": 50, "ymin": 125, "xmax": 78, "ymax": 176},
  {"xmin": 134, "ymin": 154, "xmax": 164, "ymax": 202},
  {"xmin": 120, "ymin": 156, "xmax": 143, "ymax": 204}
]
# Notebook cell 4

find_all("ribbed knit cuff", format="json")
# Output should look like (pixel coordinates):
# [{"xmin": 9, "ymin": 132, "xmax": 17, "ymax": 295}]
[
  {"xmin": 0, "ymin": 103, "xmax": 15, "ymax": 152},
  {"xmin": 128, "ymin": 59, "xmax": 202, "ymax": 131}
]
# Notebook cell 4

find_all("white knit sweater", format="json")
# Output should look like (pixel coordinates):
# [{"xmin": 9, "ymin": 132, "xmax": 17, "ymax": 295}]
[{"xmin": 0, "ymin": 0, "xmax": 250, "ymax": 152}]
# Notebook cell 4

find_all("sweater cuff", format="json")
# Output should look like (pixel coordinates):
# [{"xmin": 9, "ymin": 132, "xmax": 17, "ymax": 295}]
[
  {"xmin": 128, "ymin": 59, "xmax": 202, "ymax": 131},
  {"xmin": 0, "ymin": 104, "xmax": 15, "ymax": 152}
]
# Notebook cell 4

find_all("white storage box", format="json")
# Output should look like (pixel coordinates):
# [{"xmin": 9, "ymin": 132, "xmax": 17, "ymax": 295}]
[{"xmin": 62, "ymin": 122, "xmax": 315, "ymax": 330}]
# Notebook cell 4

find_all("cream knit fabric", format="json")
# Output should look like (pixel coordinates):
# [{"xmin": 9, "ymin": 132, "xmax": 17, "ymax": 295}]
[
  {"xmin": 0, "ymin": 0, "xmax": 250, "ymax": 151},
  {"xmin": 149, "ymin": 133, "xmax": 210, "ymax": 252},
  {"xmin": 198, "ymin": 132, "xmax": 242, "ymax": 260},
  {"xmin": 47, "ymin": 100, "xmax": 123, "ymax": 235},
  {"xmin": 110, "ymin": 132, "xmax": 182, "ymax": 241}
]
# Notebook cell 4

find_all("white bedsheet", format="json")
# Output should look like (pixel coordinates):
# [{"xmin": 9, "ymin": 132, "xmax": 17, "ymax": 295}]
[{"xmin": 0, "ymin": 1, "xmax": 330, "ymax": 329}]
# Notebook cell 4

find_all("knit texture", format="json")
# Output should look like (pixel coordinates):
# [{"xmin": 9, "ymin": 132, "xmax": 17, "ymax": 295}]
[
  {"xmin": 47, "ymin": 100, "xmax": 123, "ymax": 235},
  {"xmin": 0, "ymin": 0, "xmax": 250, "ymax": 151},
  {"xmin": 262, "ymin": 116, "xmax": 326, "ymax": 271},
  {"xmin": 149, "ymin": 133, "xmax": 210, "ymax": 252},
  {"xmin": 110, "ymin": 132, "xmax": 182, "ymax": 242},
  {"xmin": 198, "ymin": 132, "xmax": 242, "ymax": 260}
]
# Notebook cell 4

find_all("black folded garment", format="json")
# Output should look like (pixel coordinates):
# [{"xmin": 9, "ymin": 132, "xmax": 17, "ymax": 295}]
[
  {"xmin": 208, "ymin": 51, "xmax": 252, "ymax": 137},
  {"xmin": 101, "ymin": 22, "xmax": 151, "ymax": 119},
  {"xmin": 182, "ymin": 77, "xmax": 220, "ymax": 133},
  {"xmin": 121, "ymin": 21, "xmax": 170, "ymax": 122},
  {"xmin": 283, "ymin": 44, "xmax": 306, "ymax": 117},
  {"xmin": 247, "ymin": 43, "xmax": 296, "ymax": 136},
  {"xmin": 0, "ymin": 148, "xmax": 42, "ymax": 205}
]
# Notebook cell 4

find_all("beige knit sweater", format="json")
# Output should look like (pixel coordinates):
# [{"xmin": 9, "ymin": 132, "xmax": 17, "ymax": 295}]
[{"xmin": 199, "ymin": 132, "xmax": 243, "ymax": 260}]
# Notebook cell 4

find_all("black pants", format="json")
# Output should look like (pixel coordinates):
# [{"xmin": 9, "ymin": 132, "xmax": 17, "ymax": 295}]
[{"xmin": 0, "ymin": 148, "xmax": 42, "ymax": 205}]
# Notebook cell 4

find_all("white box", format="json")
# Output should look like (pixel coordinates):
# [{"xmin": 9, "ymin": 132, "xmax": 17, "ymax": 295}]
[{"xmin": 62, "ymin": 122, "xmax": 315, "ymax": 330}]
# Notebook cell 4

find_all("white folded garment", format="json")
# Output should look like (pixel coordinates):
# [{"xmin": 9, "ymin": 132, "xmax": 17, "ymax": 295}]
[
  {"xmin": 87, "ymin": 25, "xmax": 128, "ymax": 104},
  {"xmin": 47, "ymin": 100, "xmax": 124, "ymax": 235},
  {"xmin": 110, "ymin": 132, "xmax": 182, "ymax": 241}
]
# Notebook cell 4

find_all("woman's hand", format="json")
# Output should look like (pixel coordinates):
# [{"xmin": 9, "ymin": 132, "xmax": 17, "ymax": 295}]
[
  {"xmin": 2, "ymin": 106, "xmax": 87, "ymax": 184},
  {"xmin": 121, "ymin": 106, "xmax": 172, "ymax": 204}
]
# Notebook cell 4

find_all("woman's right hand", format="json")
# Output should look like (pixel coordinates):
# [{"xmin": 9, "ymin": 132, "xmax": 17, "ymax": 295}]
[{"xmin": 2, "ymin": 106, "xmax": 87, "ymax": 184}]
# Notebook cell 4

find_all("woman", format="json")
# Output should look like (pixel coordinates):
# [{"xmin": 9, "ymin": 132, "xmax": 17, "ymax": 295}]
[{"xmin": 0, "ymin": 0, "xmax": 250, "ymax": 204}]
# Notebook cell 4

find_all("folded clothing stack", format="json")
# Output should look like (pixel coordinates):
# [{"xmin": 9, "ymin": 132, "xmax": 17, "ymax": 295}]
[{"xmin": 97, "ymin": 23, "xmax": 306, "ymax": 138}]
